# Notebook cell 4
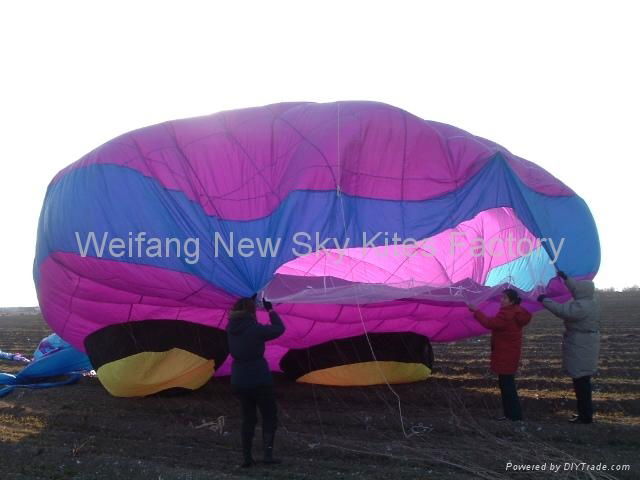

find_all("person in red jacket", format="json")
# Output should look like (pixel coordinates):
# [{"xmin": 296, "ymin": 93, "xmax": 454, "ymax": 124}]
[{"xmin": 468, "ymin": 289, "xmax": 532, "ymax": 421}]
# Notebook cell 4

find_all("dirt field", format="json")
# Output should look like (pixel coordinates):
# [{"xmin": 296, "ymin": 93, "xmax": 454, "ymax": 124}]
[{"xmin": 1, "ymin": 293, "xmax": 638, "ymax": 479}]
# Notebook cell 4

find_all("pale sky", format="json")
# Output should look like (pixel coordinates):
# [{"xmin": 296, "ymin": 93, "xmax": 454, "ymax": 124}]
[{"xmin": 1, "ymin": 1, "xmax": 638, "ymax": 306}]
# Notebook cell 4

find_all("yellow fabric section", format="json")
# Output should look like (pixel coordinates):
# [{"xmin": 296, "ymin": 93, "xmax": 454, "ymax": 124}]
[
  {"xmin": 296, "ymin": 361, "xmax": 431, "ymax": 386},
  {"xmin": 96, "ymin": 348, "xmax": 214, "ymax": 397}
]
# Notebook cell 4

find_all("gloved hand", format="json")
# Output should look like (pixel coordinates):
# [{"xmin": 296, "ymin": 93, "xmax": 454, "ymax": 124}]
[
  {"xmin": 537, "ymin": 294, "xmax": 548, "ymax": 302},
  {"xmin": 557, "ymin": 270, "xmax": 567, "ymax": 280},
  {"xmin": 262, "ymin": 298, "xmax": 273, "ymax": 311}
]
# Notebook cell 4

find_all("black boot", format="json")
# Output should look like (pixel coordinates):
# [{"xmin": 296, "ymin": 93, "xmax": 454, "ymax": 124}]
[
  {"xmin": 262, "ymin": 431, "xmax": 282, "ymax": 464},
  {"xmin": 569, "ymin": 416, "xmax": 593, "ymax": 424},
  {"xmin": 241, "ymin": 431, "xmax": 254, "ymax": 468}
]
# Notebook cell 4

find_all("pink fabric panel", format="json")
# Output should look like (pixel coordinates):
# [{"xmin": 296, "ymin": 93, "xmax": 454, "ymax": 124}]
[{"xmin": 276, "ymin": 207, "xmax": 539, "ymax": 285}]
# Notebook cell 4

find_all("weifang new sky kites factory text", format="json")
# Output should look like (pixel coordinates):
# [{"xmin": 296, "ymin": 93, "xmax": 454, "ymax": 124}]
[{"xmin": 73, "ymin": 231, "xmax": 566, "ymax": 265}]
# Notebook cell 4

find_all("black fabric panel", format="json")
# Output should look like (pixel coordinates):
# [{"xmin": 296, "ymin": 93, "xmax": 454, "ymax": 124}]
[
  {"xmin": 279, "ymin": 332, "xmax": 433, "ymax": 380},
  {"xmin": 84, "ymin": 320, "xmax": 229, "ymax": 369}
]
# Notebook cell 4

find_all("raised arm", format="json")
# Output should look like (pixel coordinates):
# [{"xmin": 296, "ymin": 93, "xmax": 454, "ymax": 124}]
[
  {"xmin": 473, "ymin": 309, "xmax": 509, "ymax": 330},
  {"xmin": 257, "ymin": 310, "xmax": 285, "ymax": 340},
  {"xmin": 257, "ymin": 298, "xmax": 285, "ymax": 340},
  {"xmin": 541, "ymin": 298, "xmax": 587, "ymax": 321}
]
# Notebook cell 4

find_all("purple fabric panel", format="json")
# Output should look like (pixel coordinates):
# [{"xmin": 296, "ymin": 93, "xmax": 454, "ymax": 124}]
[
  {"xmin": 38, "ymin": 253, "xmax": 235, "ymax": 351},
  {"xmin": 51, "ymin": 102, "xmax": 573, "ymax": 221},
  {"xmin": 37, "ymin": 251, "xmax": 584, "ymax": 377},
  {"xmin": 37, "ymin": 249, "xmax": 489, "ymax": 353}
]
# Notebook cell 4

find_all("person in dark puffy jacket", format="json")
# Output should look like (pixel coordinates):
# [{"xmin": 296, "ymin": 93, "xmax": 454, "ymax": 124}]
[
  {"xmin": 226, "ymin": 296, "xmax": 285, "ymax": 467},
  {"xmin": 468, "ymin": 289, "xmax": 532, "ymax": 421},
  {"xmin": 538, "ymin": 271, "xmax": 600, "ymax": 424}
]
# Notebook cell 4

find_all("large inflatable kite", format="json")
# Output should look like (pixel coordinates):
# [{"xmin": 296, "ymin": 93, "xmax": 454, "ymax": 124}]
[{"xmin": 34, "ymin": 101, "xmax": 599, "ymax": 396}]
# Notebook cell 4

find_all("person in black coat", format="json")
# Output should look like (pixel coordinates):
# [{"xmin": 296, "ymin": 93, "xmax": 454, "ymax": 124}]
[{"xmin": 226, "ymin": 296, "xmax": 285, "ymax": 467}]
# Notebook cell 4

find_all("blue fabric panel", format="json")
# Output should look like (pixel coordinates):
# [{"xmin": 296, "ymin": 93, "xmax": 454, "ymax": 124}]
[{"xmin": 34, "ymin": 154, "xmax": 600, "ymax": 295}]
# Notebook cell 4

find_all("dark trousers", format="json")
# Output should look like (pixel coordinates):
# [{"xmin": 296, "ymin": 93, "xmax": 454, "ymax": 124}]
[
  {"xmin": 498, "ymin": 374, "xmax": 522, "ymax": 421},
  {"xmin": 234, "ymin": 385, "xmax": 278, "ymax": 439},
  {"xmin": 572, "ymin": 376, "xmax": 593, "ymax": 421}
]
